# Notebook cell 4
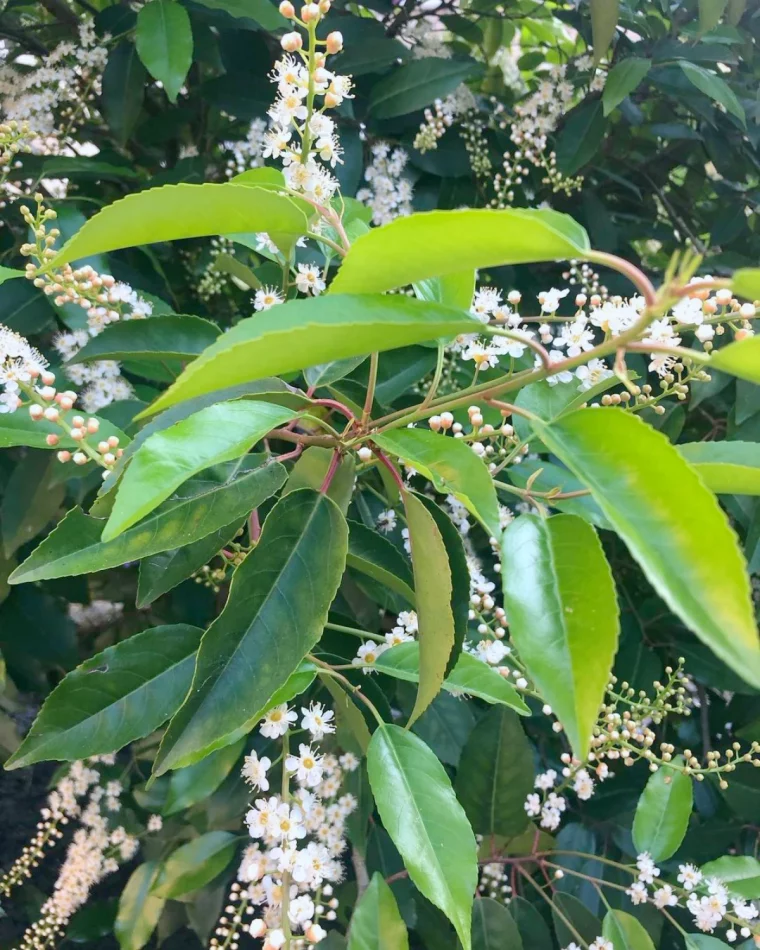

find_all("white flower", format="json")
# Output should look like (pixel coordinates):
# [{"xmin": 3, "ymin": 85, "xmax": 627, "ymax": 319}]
[
  {"xmin": 301, "ymin": 702, "xmax": 335, "ymax": 740},
  {"xmin": 636, "ymin": 852, "xmax": 660, "ymax": 884},
  {"xmin": 376, "ymin": 509, "xmax": 397, "ymax": 532},
  {"xmin": 267, "ymin": 801, "xmax": 306, "ymax": 841},
  {"xmin": 385, "ymin": 627, "xmax": 414, "ymax": 647},
  {"xmin": 539, "ymin": 287, "xmax": 569, "ymax": 313},
  {"xmin": 260, "ymin": 703, "xmax": 298, "ymax": 738},
  {"xmin": 653, "ymin": 884, "xmax": 678, "ymax": 908},
  {"xmin": 147, "ymin": 815, "xmax": 163, "ymax": 832},
  {"xmin": 695, "ymin": 323, "xmax": 715, "ymax": 343},
  {"xmin": 289, "ymin": 893, "xmax": 315, "ymax": 927},
  {"xmin": 295, "ymin": 263, "xmax": 326, "ymax": 296},
  {"xmin": 339, "ymin": 751, "xmax": 360, "ymax": 772},
  {"xmin": 352, "ymin": 641, "xmax": 389, "ymax": 672},
  {"xmin": 678, "ymin": 863, "xmax": 703, "ymax": 891},
  {"xmin": 476, "ymin": 639, "xmax": 509, "ymax": 665},
  {"xmin": 573, "ymin": 769, "xmax": 595, "ymax": 801},
  {"xmin": 535, "ymin": 770, "xmax": 557, "ymax": 791},
  {"xmin": 524, "ymin": 793, "xmax": 541, "ymax": 817},
  {"xmin": 242, "ymin": 751, "xmax": 272, "ymax": 790},
  {"xmin": 471, "ymin": 286, "xmax": 502, "ymax": 319},
  {"xmin": 556, "ymin": 318, "xmax": 595, "ymax": 357},
  {"xmin": 589, "ymin": 940, "xmax": 613, "ymax": 950},
  {"xmin": 576, "ymin": 358, "xmax": 613, "ymax": 392},
  {"xmin": 254, "ymin": 286, "xmax": 285, "ymax": 311},
  {"xmin": 285, "ymin": 743, "xmax": 325, "ymax": 788},
  {"xmin": 672, "ymin": 295, "xmax": 704, "ymax": 326},
  {"xmin": 627, "ymin": 881, "xmax": 648, "ymax": 905},
  {"xmin": 246, "ymin": 797, "xmax": 277, "ymax": 838},
  {"xmin": 545, "ymin": 350, "xmax": 574, "ymax": 386}
]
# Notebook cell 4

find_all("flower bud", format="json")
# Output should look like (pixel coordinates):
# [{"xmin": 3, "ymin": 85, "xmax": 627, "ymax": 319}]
[
  {"xmin": 507, "ymin": 290, "xmax": 521, "ymax": 305},
  {"xmin": 279, "ymin": 0, "xmax": 295, "ymax": 15},
  {"xmin": 735, "ymin": 328, "xmax": 752, "ymax": 341},
  {"xmin": 715, "ymin": 288, "xmax": 733, "ymax": 306},
  {"xmin": 87, "ymin": 418, "xmax": 100, "ymax": 433},
  {"xmin": 439, "ymin": 411, "xmax": 454, "ymax": 430},
  {"xmin": 43, "ymin": 406, "xmax": 59, "ymax": 422},
  {"xmin": 39, "ymin": 385, "xmax": 56, "ymax": 401},
  {"xmin": 103, "ymin": 452, "xmax": 116, "ymax": 465},
  {"xmin": 357, "ymin": 446, "xmax": 373, "ymax": 462},
  {"xmin": 40, "ymin": 370, "xmax": 56, "ymax": 386},
  {"xmin": 58, "ymin": 395, "xmax": 73, "ymax": 411},
  {"xmin": 108, "ymin": 435, "xmax": 120, "ymax": 448},
  {"xmin": 318, "ymin": 0, "xmax": 331, "ymax": 11},
  {"xmin": 280, "ymin": 31, "xmax": 303, "ymax": 52},
  {"xmin": 73, "ymin": 451, "xmax": 88, "ymax": 465},
  {"xmin": 428, "ymin": 415, "xmax": 442, "ymax": 432},
  {"xmin": 739, "ymin": 302, "xmax": 756, "ymax": 319},
  {"xmin": 249, "ymin": 920, "xmax": 267, "ymax": 939},
  {"xmin": 29, "ymin": 404, "xmax": 44, "ymax": 421},
  {"xmin": 301, "ymin": 2, "xmax": 320, "ymax": 20},
  {"xmin": 325, "ymin": 30, "xmax": 343, "ymax": 54},
  {"xmin": 57, "ymin": 450, "xmax": 71, "ymax": 463},
  {"xmin": 324, "ymin": 91, "xmax": 340, "ymax": 108},
  {"xmin": 45, "ymin": 433, "xmax": 59, "ymax": 446}
]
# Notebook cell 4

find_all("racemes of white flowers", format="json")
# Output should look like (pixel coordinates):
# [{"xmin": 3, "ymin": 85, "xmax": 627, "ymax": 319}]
[
  {"xmin": 0, "ymin": 323, "xmax": 47, "ymax": 414},
  {"xmin": 357, "ymin": 142, "xmax": 414, "ymax": 226}
]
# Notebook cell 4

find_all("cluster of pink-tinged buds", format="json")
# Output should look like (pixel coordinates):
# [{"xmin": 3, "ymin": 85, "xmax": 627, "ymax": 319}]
[
  {"xmin": 278, "ymin": 0, "xmax": 343, "ymax": 53},
  {"xmin": 26, "ymin": 261, "xmax": 119, "ymax": 318}
]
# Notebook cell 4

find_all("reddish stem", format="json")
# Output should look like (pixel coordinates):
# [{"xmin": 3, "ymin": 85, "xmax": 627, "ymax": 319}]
[
  {"xmin": 311, "ymin": 397, "xmax": 356, "ymax": 421},
  {"xmin": 249, "ymin": 509, "xmax": 261, "ymax": 542},
  {"xmin": 375, "ymin": 449, "xmax": 406, "ymax": 494},
  {"xmin": 320, "ymin": 449, "xmax": 342, "ymax": 494}
]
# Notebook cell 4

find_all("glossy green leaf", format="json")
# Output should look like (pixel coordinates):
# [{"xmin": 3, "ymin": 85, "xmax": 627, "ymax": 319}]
[
  {"xmin": 510, "ymin": 897, "xmax": 553, "ymax": 950},
  {"xmin": 603, "ymin": 57, "xmax": 651, "ymax": 114},
  {"xmin": 504, "ymin": 458, "xmax": 610, "ymax": 529},
  {"xmin": 455, "ymin": 706, "xmax": 534, "ymax": 838},
  {"xmin": 154, "ymin": 489, "xmax": 347, "ymax": 774},
  {"xmin": 71, "ymin": 315, "xmax": 220, "ymax": 363},
  {"xmin": 135, "ymin": 0, "xmax": 192, "ymax": 103},
  {"xmin": 152, "ymin": 832, "xmax": 237, "ymax": 898},
  {"xmin": 374, "ymin": 642, "xmax": 530, "ymax": 714},
  {"xmin": 501, "ymin": 512, "xmax": 619, "ymax": 759},
  {"xmin": 552, "ymin": 893, "xmax": 602, "ymax": 949},
  {"xmin": 373, "ymin": 428, "xmax": 501, "ymax": 538},
  {"xmin": 330, "ymin": 209, "xmax": 589, "ymax": 297},
  {"xmin": 699, "ymin": 856, "xmax": 760, "ymax": 898},
  {"xmin": 139, "ymin": 295, "xmax": 478, "ymax": 417},
  {"xmin": 102, "ymin": 43, "xmax": 146, "ymax": 145},
  {"xmin": 1, "ymin": 452, "xmax": 64, "ymax": 558},
  {"xmin": 0, "ymin": 266, "xmax": 25, "ymax": 285},
  {"xmin": 348, "ymin": 872, "xmax": 409, "ymax": 950},
  {"xmin": 678, "ymin": 61, "xmax": 745, "ymax": 125},
  {"xmin": 104, "ymin": 401, "xmax": 294, "ymax": 539},
  {"xmin": 731, "ymin": 268, "xmax": 760, "ymax": 302},
  {"xmin": 5, "ymin": 625, "xmax": 202, "ymax": 769},
  {"xmin": 632, "ymin": 756, "xmax": 692, "ymax": 862},
  {"xmin": 283, "ymin": 446, "xmax": 356, "ymax": 515},
  {"xmin": 10, "ymin": 461, "xmax": 286, "ymax": 584},
  {"xmin": 472, "ymin": 897, "xmax": 524, "ymax": 950},
  {"xmin": 369, "ymin": 58, "xmax": 479, "ymax": 119},
  {"xmin": 163, "ymin": 737, "xmax": 245, "ymax": 816},
  {"xmin": 678, "ymin": 441, "xmax": 760, "ymax": 494},
  {"xmin": 347, "ymin": 520, "xmax": 415, "ymax": 605},
  {"xmin": 367, "ymin": 724, "xmax": 478, "ymax": 950},
  {"xmin": 115, "ymin": 862, "xmax": 165, "ymax": 950},
  {"xmin": 413, "ymin": 270, "xmax": 476, "ymax": 312},
  {"xmin": 191, "ymin": 0, "xmax": 287, "ymax": 30},
  {"xmin": 602, "ymin": 910, "xmax": 655, "ymax": 950},
  {"xmin": 685, "ymin": 936, "xmax": 728, "ymax": 950},
  {"xmin": 699, "ymin": 0, "xmax": 730, "ymax": 32},
  {"xmin": 591, "ymin": 0, "xmax": 619, "ymax": 64},
  {"xmin": 0, "ymin": 408, "xmax": 126, "ymax": 450},
  {"xmin": 403, "ymin": 491, "xmax": 455, "ymax": 726},
  {"xmin": 304, "ymin": 356, "xmax": 367, "ymax": 389},
  {"xmin": 49, "ymin": 184, "xmax": 309, "ymax": 267},
  {"xmin": 710, "ymin": 334, "xmax": 760, "ymax": 384},
  {"xmin": 534, "ymin": 409, "xmax": 760, "ymax": 688}
]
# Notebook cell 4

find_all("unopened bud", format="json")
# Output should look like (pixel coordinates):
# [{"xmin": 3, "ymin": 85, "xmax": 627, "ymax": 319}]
[
  {"xmin": 73, "ymin": 451, "xmax": 88, "ymax": 465},
  {"xmin": 43, "ymin": 406, "xmax": 59, "ymax": 422},
  {"xmin": 715, "ymin": 288, "xmax": 733, "ymax": 306},
  {"xmin": 29, "ymin": 404, "xmax": 44, "ymax": 420},
  {"xmin": 429, "ymin": 415, "xmax": 442, "ymax": 432},
  {"xmin": 301, "ymin": 2, "xmax": 320, "ymax": 20},
  {"xmin": 439, "ymin": 411, "xmax": 454, "ymax": 430},
  {"xmin": 357, "ymin": 446, "xmax": 373, "ymax": 462},
  {"xmin": 279, "ymin": 0, "xmax": 295, "ymax": 15},
  {"xmin": 45, "ymin": 433, "xmax": 59, "ymax": 446},
  {"xmin": 324, "ymin": 91, "xmax": 340, "ymax": 108},
  {"xmin": 325, "ymin": 30, "xmax": 343, "ymax": 54},
  {"xmin": 107, "ymin": 435, "xmax": 120, "ymax": 448},
  {"xmin": 280, "ymin": 31, "xmax": 303, "ymax": 51},
  {"xmin": 739, "ymin": 302, "xmax": 756, "ymax": 319},
  {"xmin": 87, "ymin": 418, "xmax": 100, "ymax": 433},
  {"xmin": 39, "ymin": 385, "xmax": 56, "ymax": 401},
  {"xmin": 249, "ymin": 920, "xmax": 267, "ymax": 939},
  {"xmin": 57, "ymin": 450, "xmax": 71, "ymax": 463},
  {"xmin": 40, "ymin": 370, "xmax": 56, "ymax": 386}
]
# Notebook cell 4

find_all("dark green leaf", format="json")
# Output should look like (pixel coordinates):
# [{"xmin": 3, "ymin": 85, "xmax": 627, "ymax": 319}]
[
  {"xmin": 347, "ymin": 520, "xmax": 415, "ymax": 605},
  {"xmin": 369, "ymin": 58, "xmax": 480, "ymax": 119},
  {"xmin": 101, "ymin": 43, "xmax": 147, "ymax": 144},
  {"xmin": 71, "ymin": 315, "xmax": 220, "ymax": 363},
  {"xmin": 552, "ymin": 893, "xmax": 602, "ymax": 949},
  {"xmin": 603, "ymin": 58, "xmax": 651, "ymax": 115},
  {"xmin": 152, "ymin": 832, "xmax": 238, "ymax": 898},
  {"xmin": 699, "ymin": 856, "xmax": 760, "ymax": 898},
  {"xmin": 1, "ymin": 452, "xmax": 64, "ymax": 558},
  {"xmin": 136, "ymin": 0, "xmax": 193, "ymax": 103},
  {"xmin": 283, "ymin": 446, "xmax": 356, "ymax": 515},
  {"xmin": 591, "ymin": 0, "xmax": 619, "ymax": 64},
  {"xmin": 632, "ymin": 757, "xmax": 693, "ymax": 862},
  {"xmin": 472, "ymin": 897, "xmax": 524, "ymax": 950},
  {"xmin": 678, "ymin": 61, "xmax": 745, "ymax": 125},
  {"xmin": 191, "ymin": 0, "xmax": 287, "ymax": 30}
]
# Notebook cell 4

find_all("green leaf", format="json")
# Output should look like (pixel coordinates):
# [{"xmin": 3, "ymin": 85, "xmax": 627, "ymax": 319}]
[
  {"xmin": 49, "ymin": 184, "xmax": 309, "ymax": 268},
  {"xmin": 732, "ymin": 269, "xmax": 759, "ymax": 302},
  {"xmin": 709, "ymin": 334, "xmax": 760, "ymax": 384},
  {"xmin": 699, "ymin": 0, "xmax": 730, "ymax": 33},
  {"xmin": 154, "ymin": 489, "xmax": 347, "ymax": 774},
  {"xmin": 0, "ymin": 408, "xmax": 126, "ymax": 450},
  {"xmin": 284, "ymin": 446, "xmax": 356, "ymax": 515},
  {"xmin": 602, "ymin": 910, "xmax": 655, "ymax": 950},
  {"xmin": 1, "ymin": 452, "xmax": 64, "ymax": 558},
  {"xmin": 413, "ymin": 270, "xmax": 476, "ymax": 312},
  {"xmin": 373, "ymin": 428, "xmax": 501, "ymax": 538},
  {"xmin": 102, "ymin": 43, "xmax": 146, "ymax": 145},
  {"xmin": 5, "ymin": 625, "xmax": 202, "ymax": 769},
  {"xmin": 320, "ymin": 674, "xmax": 372, "ymax": 754},
  {"xmin": 115, "ymin": 863, "xmax": 165, "ymax": 950},
  {"xmin": 699, "ymin": 855, "xmax": 760, "ymax": 898},
  {"xmin": 678, "ymin": 441, "xmax": 760, "ymax": 494},
  {"xmin": 0, "ymin": 266, "xmax": 26, "ymax": 285},
  {"xmin": 552, "ymin": 893, "xmax": 602, "ymax": 949},
  {"xmin": 591, "ymin": 0, "xmax": 619, "ymax": 64},
  {"xmin": 11, "ymin": 461, "xmax": 285, "ymax": 584},
  {"xmin": 455, "ymin": 706, "xmax": 534, "ymax": 838},
  {"xmin": 191, "ymin": 0, "xmax": 287, "ymax": 30},
  {"xmin": 472, "ymin": 897, "xmax": 524, "ymax": 950},
  {"xmin": 135, "ymin": 0, "xmax": 193, "ymax": 103},
  {"xmin": 163, "ymin": 738, "xmax": 245, "ymax": 816},
  {"xmin": 678, "ymin": 61, "xmax": 745, "ymax": 125},
  {"xmin": 139, "ymin": 295, "xmax": 478, "ymax": 418},
  {"xmin": 501, "ymin": 512, "xmax": 619, "ymax": 760},
  {"xmin": 104, "ymin": 401, "xmax": 294, "ymax": 539},
  {"xmin": 348, "ymin": 872, "xmax": 409, "ymax": 950},
  {"xmin": 632, "ymin": 757, "xmax": 693, "ymax": 862},
  {"xmin": 367, "ymin": 724, "xmax": 478, "ymax": 950},
  {"xmin": 347, "ymin": 520, "xmax": 415, "ymax": 605},
  {"xmin": 403, "ymin": 492, "xmax": 455, "ymax": 726},
  {"xmin": 685, "ymin": 937, "xmax": 728, "ymax": 950},
  {"xmin": 374, "ymin": 642, "xmax": 530, "ymax": 714},
  {"xmin": 369, "ymin": 58, "xmax": 480, "ymax": 119},
  {"xmin": 152, "ymin": 832, "xmax": 238, "ymax": 898},
  {"xmin": 556, "ymin": 100, "xmax": 605, "ymax": 174},
  {"xmin": 304, "ymin": 356, "xmax": 367, "ymax": 389},
  {"xmin": 533, "ymin": 409, "xmax": 760, "ymax": 688},
  {"xmin": 330, "ymin": 209, "xmax": 590, "ymax": 297},
  {"xmin": 504, "ymin": 458, "xmax": 610, "ymax": 529},
  {"xmin": 70, "ymin": 315, "xmax": 220, "ymax": 363},
  {"xmin": 603, "ymin": 57, "xmax": 651, "ymax": 115}
]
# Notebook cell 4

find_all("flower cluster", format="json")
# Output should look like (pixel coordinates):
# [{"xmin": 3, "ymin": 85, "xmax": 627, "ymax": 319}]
[
  {"xmin": 351, "ymin": 609, "xmax": 419, "ymax": 671},
  {"xmin": 414, "ymin": 85, "xmax": 477, "ymax": 153},
  {"xmin": 0, "ymin": 323, "xmax": 47, "ymax": 414},
  {"xmin": 210, "ymin": 701, "xmax": 358, "ymax": 949},
  {"xmin": 357, "ymin": 142, "xmax": 414, "ymax": 226},
  {"xmin": 224, "ymin": 117, "xmax": 268, "ymax": 177}
]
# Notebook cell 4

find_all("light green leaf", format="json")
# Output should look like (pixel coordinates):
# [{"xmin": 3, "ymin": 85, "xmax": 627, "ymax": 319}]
[
  {"xmin": 367, "ymin": 724, "xmax": 478, "ymax": 950},
  {"xmin": 373, "ymin": 428, "xmax": 501, "ymax": 538},
  {"xmin": 0, "ymin": 266, "xmax": 26, "ymax": 285},
  {"xmin": 533, "ymin": 409, "xmax": 760, "ymax": 688},
  {"xmin": 139, "ymin": 295, "xmax": 478, "ymax": 418},
  {"xmin": 678, "ymin": 441, "xmax": 760, "ymax": 494},
  {"xmin": 369, "ymin": 58, "xmax": 480, "ymax": 119},
  {"xmin": 115, "ymin": 862, "xmax": 165, "ymax": 950},
  {"xmin": 403, "ymin": 492, "xmax": 455, "ymax": 726},
  {"xmin": 602, "ymin": 910, "xmax": 655, "ymax": 950},
  {"xmin": 678, "ymin": 61, "xmax": 745, "ymax": 125},
  {"xmin": 685, "ymin": 936, "xmax": 728, "ymax": 950},
  {"xmin": 70, "ymin": 315, "xmax": 220, "ymax": 363},
  {"xmin": 152, "ymin": 832, "xmax": 238, "ymax": 898},
  {"xmin": 730, "ymin": 268, "xmax": 759, "ymax": 302},
  {"xmin": 191, "ymin": 0, "xmax": 287, "ymax": 30},
  {"xmin": 49, "ymin": 184, "xmax": 309, "ymax": 267},
  {"xmin": 136, "ymin": 0, "xmax": 193, "ymax": 103},
  {"xmin": 347, "ymin": 520, "xmax": 415, "ymax": 605},
  {"xmin": 472, "ymin": 897, "xmax": 524, "ymax": 950},
  {"xmin": 330, "ymin": 209, "xmax": 589, "ymax": 297},
  {"xmin": 154, "ymin": 489, "xmax": 347, "ymax": 774},
  {"xmin": 374, "ymin": 642, "xmax": 530, "ymax": 714},
  {"xmin": 501, "ymin": 512, "xmax": 619, "ymax": 760},
  {"xmin": 699, "ymin": 0, "xmax": 730, "ymax": 33},
  {"xmin": 591, "ymin": 0, "xmax": 619, "ymax": 64},
  {"xmin": 699, "ymin": 856, "xmax": 760, "ymax": 898},
  {"xmin": 10, "ymin": 461, "xmax": 285, "ymax": 584},
  {"xmin": 348, "ymin": 872, "xmax": 408, "ymax": 950},
  {"xmin": 709, "ymin": 334, "xmax": 760, "ymax": 384},
  {"xmin": 413, "ymin": 270, "xmax": 476, "ymax": 312},
  {"xmin": 602, "ymin": 57, "xmax": 651, "ymax": 114},
  {"xmin": 632, "ymin": 757, "xmax": 693, "ymax": 862},
  {"xmin": 455, "ymin": 706, "xmax": 534, "ymax": 838},
  {"xmin": 5, "ymin": 625, "xmax": 202, "ymax": 769},
  {"xmin": 163, "ymin": 738, "xmax": 245, "ymax": 816},
  {"xmin": 104, "ymin": 401, "xmax": 294, "ymax": 539}
]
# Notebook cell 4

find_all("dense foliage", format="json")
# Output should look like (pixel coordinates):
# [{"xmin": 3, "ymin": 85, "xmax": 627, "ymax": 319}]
[{"xmin": 1, "ymin": 2, "xmax": 760, "ymax": 950}]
